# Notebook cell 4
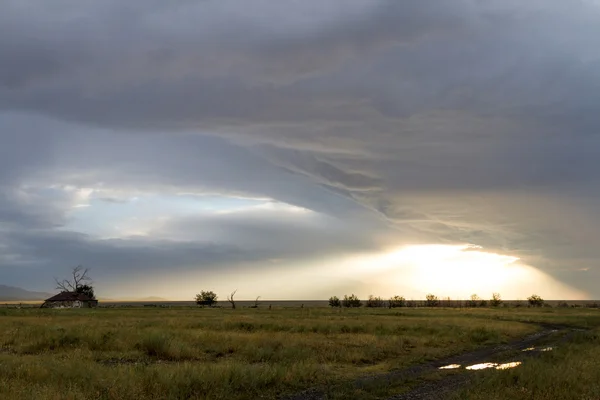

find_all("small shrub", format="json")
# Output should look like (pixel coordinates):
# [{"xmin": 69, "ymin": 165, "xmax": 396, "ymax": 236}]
[
  {"xmin": 366, "ymin": 295, "xmax": 385, "ymax": 308},
  {"xmin": 328, "ymin": 296, "xmax": 341, "ymax": 308},
  {"xmin": 557, "ymin": 301, "xmax": 570, "ymax": 308},
  {"xmin": 527, "ymin": 294, "xmax": 544, "ymax": 307},
  {"xmin": 425, "ymin": 294, "xmax": 439, "ymax": 307},
  {"xmin": 195, "ymin": 290, "xmax": 218, "ymax": 307},
  {"xmin": 342, "ymin": 294, "xmax": 362, "ymax": 308},
  {"xmin": 467, "ymin": 294, "xmax": 489, "ymax": 308},
  {"xmin": 490, "ymin": 293, "xmax": 502, "ymax": 307},
  {"xmin": 388, "ymin": 295, "xmax": 406, "ymax": 308},
  {"xmin": 467, "ymin": 294, "xmax": 481, "ymax": 308}
]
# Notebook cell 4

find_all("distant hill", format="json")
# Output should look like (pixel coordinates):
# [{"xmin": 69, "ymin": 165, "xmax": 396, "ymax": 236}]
[{"xmin": 0, "ymin": 285, "xmax": 53, "ymax": 301}]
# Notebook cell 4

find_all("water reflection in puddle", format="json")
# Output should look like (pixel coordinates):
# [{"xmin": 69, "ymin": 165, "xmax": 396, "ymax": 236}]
[
  {"xmin": 464, "ymin": 361, "xmax": 522, "ymax": 371},
  {"xmin": 522, "ymin": 346, "xmax": 554, "ymax": 352},
  {"xmin": 439, "ymin": 364, "xmax": 461, "ymax": 370},
  {"xmin": 465, "ymin": 363, "xmax": 498, "ymax": 370},
  {"xmin": 496, "ymin": 361, "xmax": 522, "ymax": 370}
]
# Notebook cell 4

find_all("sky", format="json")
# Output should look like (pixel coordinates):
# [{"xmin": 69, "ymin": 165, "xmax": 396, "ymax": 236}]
[{"xmin": 2, "ymin": 0, "xmax": 600, "ymax": 300}]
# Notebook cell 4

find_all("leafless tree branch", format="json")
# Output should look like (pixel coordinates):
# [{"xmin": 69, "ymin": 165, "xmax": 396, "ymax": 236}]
[
  {"xmin": 54, "ymin": 265, "xmax": 92, "ymax": 292},
  {"xmin": 227, "ymin": 290, "xmax": 237, "ymax": 309}
]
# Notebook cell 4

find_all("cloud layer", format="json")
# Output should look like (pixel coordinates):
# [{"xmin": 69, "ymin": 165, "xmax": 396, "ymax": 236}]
[{"xmin": 2, "ymin": 0, "xmax": 600, "ymax": 298}]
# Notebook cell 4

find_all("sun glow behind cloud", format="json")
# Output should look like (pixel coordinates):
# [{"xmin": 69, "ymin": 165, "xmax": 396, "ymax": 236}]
[
  {"xmin": 45, "ymin": 185, "xmax": 587, "ymax": 301},
  {"xmin": 145, "ymin": 244, "xmax": 588, "ymax": 301},
  {"xmin": 373, "ymin": 244, "xmax": 587, "ymax": 300}
]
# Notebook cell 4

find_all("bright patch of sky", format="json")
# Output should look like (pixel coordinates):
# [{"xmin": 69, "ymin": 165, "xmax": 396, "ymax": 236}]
[{"xmin": 61, "ymin": 192, "xmax": 270, "ymax": 238}]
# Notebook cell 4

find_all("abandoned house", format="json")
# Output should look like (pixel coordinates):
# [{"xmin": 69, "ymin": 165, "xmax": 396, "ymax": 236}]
[{"xmin": 41, "ymin": 292, "xmax": 98, "ymax": 309}]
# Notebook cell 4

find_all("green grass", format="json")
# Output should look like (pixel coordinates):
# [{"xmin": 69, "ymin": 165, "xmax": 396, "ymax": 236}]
[{"xmin": 0, "ymin": 306, "xmax": 597, "ymax": 400}]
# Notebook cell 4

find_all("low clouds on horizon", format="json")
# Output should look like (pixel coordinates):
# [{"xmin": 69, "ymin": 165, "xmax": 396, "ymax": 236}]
[{"xmin": 2, "ymin": 0, "xmax": 600, "ymax": 298}]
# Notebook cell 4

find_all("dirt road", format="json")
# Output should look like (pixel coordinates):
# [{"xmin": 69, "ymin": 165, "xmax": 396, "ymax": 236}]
[{"xmin": 284, "ymin": 324, "xmax": 578, "ymax": 400}]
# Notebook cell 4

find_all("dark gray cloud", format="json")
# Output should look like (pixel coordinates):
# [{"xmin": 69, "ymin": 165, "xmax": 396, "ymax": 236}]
[
  {"xmin": 0, "ymin": 228, "xmax": 256, "ymax": 293},
  {"xmin": 1, "ymin": 0, "xmax": 600, "ymax": 297},
  {"xmin": 0, "ymin": 202, "xmax": 392, "ymax": 294}
]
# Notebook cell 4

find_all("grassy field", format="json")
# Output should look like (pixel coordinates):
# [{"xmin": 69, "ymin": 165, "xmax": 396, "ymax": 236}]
[{"xmin": 0, "ymin": 306, "xmax": 598, "ymax": 400}]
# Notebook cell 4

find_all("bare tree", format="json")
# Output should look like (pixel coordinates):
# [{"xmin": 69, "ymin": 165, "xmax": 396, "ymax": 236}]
[
  {"xmin": 55, "ymin": 266, "xmax": 92, "ymax": 293},
  {"xmin": 251, "ymin": 296, "xmax": 261, "ymax": 308},
  {"xmin": 227, "ymin": 290, "xmax": 237, "ymax": 309}
]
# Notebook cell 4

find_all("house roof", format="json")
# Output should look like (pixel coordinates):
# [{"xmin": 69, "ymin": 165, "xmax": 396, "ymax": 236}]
[{"xmin": 44, "ymin": 291, "xmax": 96, "ymax": 302}]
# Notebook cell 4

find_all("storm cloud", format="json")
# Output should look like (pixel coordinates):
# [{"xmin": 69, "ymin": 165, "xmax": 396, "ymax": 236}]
[{"xmin": 2, "ymin": 0, "xmax": 600, "ymax": 298}]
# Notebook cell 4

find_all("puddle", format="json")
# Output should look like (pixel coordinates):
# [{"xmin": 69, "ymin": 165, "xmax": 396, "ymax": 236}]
[
  {"xmin": 439, "ymin": 364, "xmax": 461, "ymax": 370},
  {"xmin": 522, "ymin": 346, "xmax": 554, "ymax": 352},
  {"xmin": 465, "ymin": 363, "xmax": 498, "ymax": 370},
  {"xmin": 496, "ymin": 361, "xmax": 522, "ymax": 370},
  {"xmin": 465, "ymin": 361, "xmax": 522, "ymax": 371}
]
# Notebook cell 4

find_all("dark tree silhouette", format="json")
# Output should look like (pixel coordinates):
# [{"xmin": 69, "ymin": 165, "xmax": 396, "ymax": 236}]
[
  {"xmin": 328, "ymin": 296, "xmax": 341, "ymax": 308},
  {"xmin": 527, "ymin": 294, "xmax": 544, "ymax": 307},
  {"xmin": 55, "ymin": 266, "xmax": 96, "ymax": 299},
  {"xmin": 195, "ymin": 290, "xmax": 218, "ymax": 306},
  {"xmin": 388, "ymin": 295, "xmax": 406, "ymax": 308},
  {"xmin": 342, "ymin": 294, "xmax": 362, "ymax": 308},
  {"xmin": 76, "ymin": 284, "xmax": 95, "ymax": 300},
  {"xmin": 366, "ymin": 295, "xmax": 385, "ymax": 308},
  {"xmin": 425, "ymin": 294, "xmax": 440, "ymax": 307}
]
